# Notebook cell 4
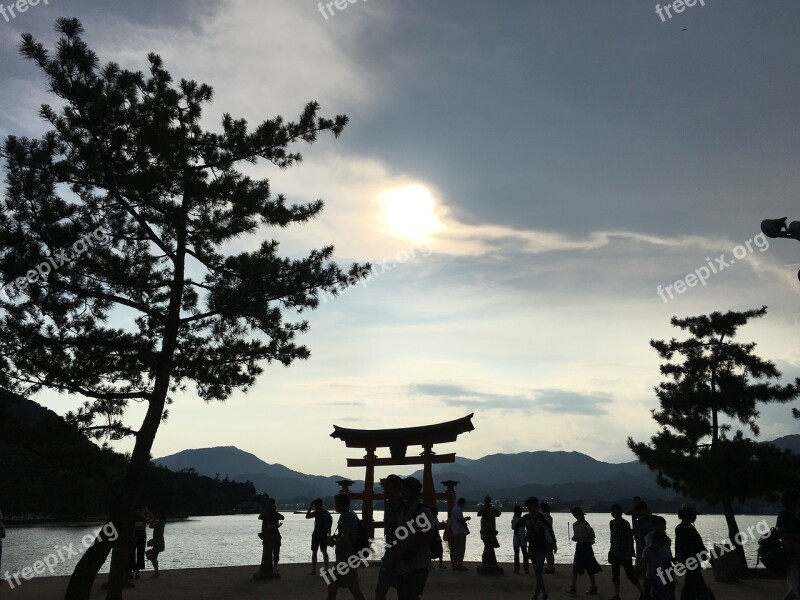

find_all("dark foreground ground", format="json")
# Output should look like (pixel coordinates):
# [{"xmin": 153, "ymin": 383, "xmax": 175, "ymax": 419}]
[{"xmin": 2, "ymin": 562, "xmax": 786, "ymax": 599}]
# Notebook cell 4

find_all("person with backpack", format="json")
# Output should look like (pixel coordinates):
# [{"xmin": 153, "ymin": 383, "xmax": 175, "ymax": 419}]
[
  {"xmin": 394, "ymin": 477, "xmax": 435, "ymax": 600},
  {"xmin": 608, "ymin": 503, "xmax": 644, "ymax": 600},
  {"xmin": 307, "ymin": 498, "xmax": 333, "ymax": 575},
  {"xmin": 326, "ymin": 493, "xmax": 367, "ymax": 600},
  {"xmin": 777, "ymin": 490, "xmax": 800, "ymax": 600},
  {"xmin": 524, "ymin": 497, "xmax": 553, "ymax": 600},
  {"xmin": 568, "ymin": 506, "xmax": 601, "ymax": 596}
]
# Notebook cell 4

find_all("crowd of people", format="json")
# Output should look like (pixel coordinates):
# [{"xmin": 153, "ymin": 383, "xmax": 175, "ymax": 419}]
[{"xmin": 0, "ymin": 487, "xmax": 798, "ymax": 600}]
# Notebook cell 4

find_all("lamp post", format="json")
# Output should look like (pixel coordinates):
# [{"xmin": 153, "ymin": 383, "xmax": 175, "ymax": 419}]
[{"xmin": 761, "ymin": 217, "xmax": 800, "ymax": 281}]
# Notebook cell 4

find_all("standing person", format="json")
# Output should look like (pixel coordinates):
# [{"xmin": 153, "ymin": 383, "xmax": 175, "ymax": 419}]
[
  {"xmin": 430, "ymin": 506, "xmax": 446, "ymax": 569},
  {"xmin": 376, "ymin": 474, "xmax": 403, "ymax": 600},
  {"xmin": 627, "ymin": 496, "xmax": 643, "ymax": 567},
  {"xmin": 129, "ymin": 506, "xmax": 147, "ymax": 579},
  {"xmin": 306, "ymin": 498, "xmax": 333, "ymax": 575},
  {"xmin": 394, "ymin": 477, "xmax": 435, "ymax": 600},
  {"xmin": 525, "ymin": 497, "xmax": 552, "ymax": 600},
  {"xmin": 477, "ymin": 495, "xmax": 502, "ymax": 573},
  {"xmin": 608, "ymin": 503, "xmax": 644, "ymax": 600},
  {"xmin": 146, "ymin": 509, "xmax": 166, "ymax": 579},
  {"xmin": 674, "ymin": 503, "xmax": 710, "ymax": 600},
  {"xmin": 326, "ymin": 493, "xmax": 367, "ymax": 600},
  {"xmin": 567, "ymin": 506, "xmax": 601, "ymax": 596},
  {"xmin": 643, "ymin": 531, "xmax": 671, "ymax": 600},
  {"xmin": 777, "ymin": 490, "xmax": 800, "ymax": 600},
  {"xmin": 511, "ymin": 505, "xmax": 529, "ymax": 574},
  {"xmin": 255, "ymin": 498, "xmax": 284, "ymax": 579},
  {"xmin": 541, "ymin": 502, "xmax": 557, "ymax": 574},
  {"xmin": 644, "ymin": 516, "xmax": 674, "ymax": 600},
  {"xmin": 635, "ymin": 501, "xmax": 654, "ymax": 570},
  {"xmin": 450, "ymin": 497, "xmax": 470, "ymax": 571}
]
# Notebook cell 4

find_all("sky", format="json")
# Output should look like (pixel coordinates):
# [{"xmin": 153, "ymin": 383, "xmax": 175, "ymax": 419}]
[{"xmin": 1, "ymin": 0, "xmax": 800, "ymax": 477}]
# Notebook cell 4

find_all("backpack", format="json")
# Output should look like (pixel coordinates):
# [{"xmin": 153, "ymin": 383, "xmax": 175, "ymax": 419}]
[
  {"xmin": 352, "ymin": 513, "xmax": 372, "ymax": 558},
  {"xmin": 757, "ymin": 527, "xmax": 787, "ymax": 575},
  {"xmin": 413, "ymin": 505, "xmax": 443, "ymax": 559}
]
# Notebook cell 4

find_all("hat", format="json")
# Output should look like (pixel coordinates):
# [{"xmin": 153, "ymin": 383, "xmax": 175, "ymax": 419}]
[
  {"xmin": 402, "ymin": 476, "xmax": 422, "ymax": 494},
  {"xmin": 681, "ymin": 502, "xmax": 701, "ymax": 514}
]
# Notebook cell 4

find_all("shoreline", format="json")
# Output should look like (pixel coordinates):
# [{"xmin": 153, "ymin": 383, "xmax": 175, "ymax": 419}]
[{"xmin": 3, "ymin": 562, "xmax": 786, "ymax": 600}]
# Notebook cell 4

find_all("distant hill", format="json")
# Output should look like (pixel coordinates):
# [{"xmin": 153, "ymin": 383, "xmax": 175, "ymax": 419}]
[
  {"xmin": 153, "ymin": 446, "xmax": 359, "ymax": 501},
  {"xmin": 155, "ymin": 435, "xmax": 799, "ymax": 506},
  {"xmin": 769, "ymin": 434, "xmax": 800, "ymax": 454},
  {"xmin": 0, "ymin": 392, "xmax": 262, "ymax": 519}
]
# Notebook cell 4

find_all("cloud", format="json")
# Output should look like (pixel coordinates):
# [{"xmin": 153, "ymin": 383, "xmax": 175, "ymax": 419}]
[{"xmin": 409, "ymin": 382, "xmax": 611, "ymax": 416}]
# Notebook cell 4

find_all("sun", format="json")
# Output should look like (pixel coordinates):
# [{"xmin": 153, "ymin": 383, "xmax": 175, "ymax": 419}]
[{"xmin": 381, "ymin": 185, "xmax": 442, "ymax": 241}]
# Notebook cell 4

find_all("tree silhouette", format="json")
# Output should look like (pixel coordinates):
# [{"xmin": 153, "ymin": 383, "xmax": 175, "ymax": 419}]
[
  {"xmin": 628, "ymin": 306, "xmax": 800, "ymax": 575},
  {"xmin": 0, "ymin": 18, "xmax": 366, "ymax": 600}
]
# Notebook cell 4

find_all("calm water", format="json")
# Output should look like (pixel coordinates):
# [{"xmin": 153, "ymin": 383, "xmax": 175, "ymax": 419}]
[{"xmin": 1, "ymin": 513, "xmax": 774, "ymax": 579}]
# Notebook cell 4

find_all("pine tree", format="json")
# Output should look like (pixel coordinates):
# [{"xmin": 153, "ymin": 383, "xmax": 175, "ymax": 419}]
[
  {"xmin": 0, "ymin": 18, "xmax": 366, "ymax": 599},
  {"xmin": 628, "ymin": 306, "xmax": 800, "ymax": 575}
]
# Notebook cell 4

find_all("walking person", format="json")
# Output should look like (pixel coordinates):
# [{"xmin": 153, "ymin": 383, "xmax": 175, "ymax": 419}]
[
  {"xmin": 376, "ymin": 475, "xmax": 403, "ymax": 600},
  {"xmin": 394, "ymin": 477, "xmax": 435, "ymax": 600},
  {"xmin": 511, "ymin": 505, "xmax": 529, "ymax": 574},
  {"xmin": 541, "ymin": 501, "xmax": 557, "ymax": 574},
  {"xmin": 608, "ymin": 503, "xmax": 644, "ymax": 600},
  {"xmin": 146, "ymin": 508, "xmax": 166, "ymax": 579},
  {"xmin": 525, "ymin": 497, "xmax": 552, "ymax": 600},
  {"xmin": 326, "ymin": 493, "xmax": 367, "ymax": 600},
  {"xmin": 643, "ymin": 531, "xmax": 671, "ymax": 600},
  {"xmin": 777, "ymin": 490, "xmax": 800, "ymax": 600},
  {"xmin": 450, "ymin": 497, "xmax": 470, "ymax": 571},
  {"xmin": 644, "ymin": 516, "xmax": 674, "ymax": 600},
  {"xmin": 568, "ymin": 506, "xmax": 601, "ymax": 596},
  {"xmin": 674, "ymin": 503, "xmax": 711, "ymax": 600},
  {"xmin": 306, "ymin": 498, "xmax": 333, "ymax": 575}
]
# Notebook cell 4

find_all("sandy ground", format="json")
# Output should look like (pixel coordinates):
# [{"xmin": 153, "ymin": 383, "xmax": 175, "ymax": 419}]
[{"xmin": 2, "ymin": 562, "xmax": 787, "ymax": 599}]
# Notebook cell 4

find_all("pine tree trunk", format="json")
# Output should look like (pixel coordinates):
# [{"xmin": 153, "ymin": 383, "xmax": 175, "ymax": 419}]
[
  {"xmin": 722, "ymin": 497, "xmax": 749, "ymax": 577},
  {"xmin": 103, "ymin": 396, "xmax": 166, "ymax": 600},
  {"xmin": 63, "ymin": 534, "xmax": 113, "ymax": 600}
]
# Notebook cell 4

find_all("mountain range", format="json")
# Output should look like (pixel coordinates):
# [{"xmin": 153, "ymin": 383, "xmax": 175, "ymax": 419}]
[{"xmin": 154, "ymin": 434, "xmax": 800, "ymax": 507}]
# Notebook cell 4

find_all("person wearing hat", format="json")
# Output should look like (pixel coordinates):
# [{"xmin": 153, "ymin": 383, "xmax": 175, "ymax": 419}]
[{"xmin": 675, "ymin": 502, "xmax": 710, "ymax": 599}]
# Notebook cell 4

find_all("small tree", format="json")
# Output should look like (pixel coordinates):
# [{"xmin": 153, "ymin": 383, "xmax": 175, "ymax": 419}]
[
  {"xmin": 0, "ymin": 19, "xmax": 366, "ymax": 600},
  {"xmin": 628, "ymin": 306, "xmax": 800, "ymax": 574}
]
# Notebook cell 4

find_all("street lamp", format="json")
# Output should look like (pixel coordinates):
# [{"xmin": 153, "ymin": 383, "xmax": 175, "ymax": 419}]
[{"xmin": 761, "ymin": 217, "xmax": 800, "ymax": 281}]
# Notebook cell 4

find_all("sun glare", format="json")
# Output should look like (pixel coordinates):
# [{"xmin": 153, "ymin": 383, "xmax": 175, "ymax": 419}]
[{"xmin": 381, "ymin": 185, "xmax": 442, "ymax": 240}]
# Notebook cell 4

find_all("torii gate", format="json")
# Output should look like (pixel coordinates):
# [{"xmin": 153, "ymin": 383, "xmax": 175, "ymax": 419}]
[{"xmin": 330, "ymin": 414, "xmax": 475, "ymax": 536}]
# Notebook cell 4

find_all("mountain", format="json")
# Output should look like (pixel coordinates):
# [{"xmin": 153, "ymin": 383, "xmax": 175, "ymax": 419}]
[
  {"xmin": 0, "ymin": 392, "xmax": 262, "ymax": 519},
  {"xmin": 153, "ymin": 446, "xmax": 359, "ymax": 501},
  {"xmin": 769, "ymin": 434, "xmax": 800, "ymax": 454},
  {"xmin": 156, "ymin": 436, "xmax": 799, "ymax": 506}
]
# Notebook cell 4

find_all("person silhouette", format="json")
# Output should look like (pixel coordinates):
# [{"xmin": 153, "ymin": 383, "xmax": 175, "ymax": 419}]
[
  {"xmin": 306, "ymin": 498, "xmax": 332, "ymax": 575},
  {"xmin": 255, "ymin": 498, "xmax": 284, "ymax": 579},
  {"xmin": 477, "ymin": 496, "xmax": 503, "ymax": 575}
]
